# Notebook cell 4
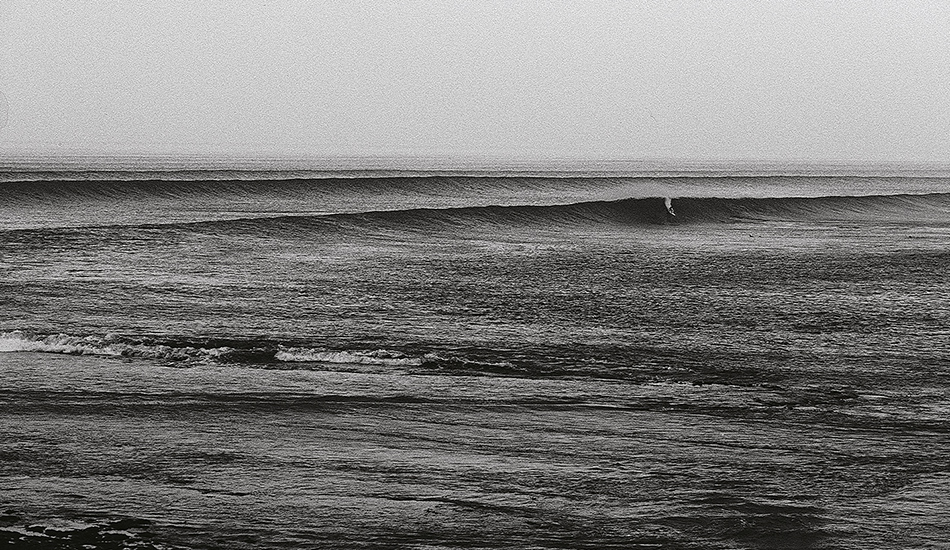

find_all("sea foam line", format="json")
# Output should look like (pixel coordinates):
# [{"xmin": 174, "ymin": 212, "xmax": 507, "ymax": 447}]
[
  {"xmin": 274, "ymin": 347, "xmax": 423, "ymax": 366},
  {"xmin": 0, "ymin": 331, "xmax": 425, "ymax": 368},
  {"xmin": 0, "ymin": 331, "xmax": 231, "ymax": 361},
  {"xmin": 0, "ymin": 331, "xmax": 528, "ymax": 376}
]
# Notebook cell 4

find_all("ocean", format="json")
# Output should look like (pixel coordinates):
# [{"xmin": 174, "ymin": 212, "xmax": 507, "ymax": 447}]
[{"xmin": 1, "ymin": 155, "xmax": 949, "ymax": 549}]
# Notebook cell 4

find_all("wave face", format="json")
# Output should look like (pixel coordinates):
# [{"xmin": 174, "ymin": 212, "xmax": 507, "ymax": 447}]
[
  {"xmin": 5, "ymin": 192, "xmax": 947, "ymax": 241},
  {"xmin": 2, "ymin": 168, "xmax": 949, "ymax": 231},
  {"xmin": 167, "ymin": 192, "xmax": 950, "ymax": 238},
  {"xmin": 671, "ymin": 192, "xmax": 950, "ymax": 223}
]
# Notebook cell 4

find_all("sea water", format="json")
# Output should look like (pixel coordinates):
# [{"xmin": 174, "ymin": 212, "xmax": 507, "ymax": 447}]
[{"xmin": 1, "ymin": 155, "xmax": 949, "ymax": 549}]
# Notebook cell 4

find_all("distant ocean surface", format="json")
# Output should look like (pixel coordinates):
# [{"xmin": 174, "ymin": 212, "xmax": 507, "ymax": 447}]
[{"xmin": 1, "ymin": 155, "xmax": 949, "ymax": 549}]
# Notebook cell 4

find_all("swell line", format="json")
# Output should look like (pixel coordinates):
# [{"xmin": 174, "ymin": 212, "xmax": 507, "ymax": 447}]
[
  {"xmin": 1, "ymin": 193, "xmax": 948, "ymax": 239},
  {"xmin": 83, "ymin": 192, "xmax": 950, "ymax": 230}
]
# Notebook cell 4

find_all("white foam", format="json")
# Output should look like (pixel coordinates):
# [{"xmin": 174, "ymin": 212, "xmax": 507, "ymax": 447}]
[
  {"xmin": 275, "ymin": 346, "xmax": 422, "ymax": 366},
  {"xmin": 0, "ymin": 331, "xmax": 231, "ymax": 362}
]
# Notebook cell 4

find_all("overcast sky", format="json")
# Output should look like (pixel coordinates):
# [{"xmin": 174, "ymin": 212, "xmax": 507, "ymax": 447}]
[{"xmin": 1, "ymin": 1, "xmax": 948, "ymax": 160}]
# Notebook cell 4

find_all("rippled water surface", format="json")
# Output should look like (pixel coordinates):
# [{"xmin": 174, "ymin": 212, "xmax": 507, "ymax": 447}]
[{"xmin": 1, "ymin": 158, "xmax": 949, "ymax": 549}]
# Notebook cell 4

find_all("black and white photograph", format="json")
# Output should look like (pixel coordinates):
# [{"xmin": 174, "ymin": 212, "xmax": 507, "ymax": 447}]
[{"xmin": 1, "ymin": 2, "xmax": 949, "ymax": 548}]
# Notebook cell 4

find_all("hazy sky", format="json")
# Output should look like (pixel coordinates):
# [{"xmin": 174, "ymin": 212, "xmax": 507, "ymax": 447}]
[{"xmin": 1, "ymin": 1, "xmax": 948, "ymax": 160}]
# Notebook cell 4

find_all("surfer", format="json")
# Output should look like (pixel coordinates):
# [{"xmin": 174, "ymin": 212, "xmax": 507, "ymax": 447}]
[{"xmin": 664, "ymin": 197, "xmax": 676, "ymax": 218}]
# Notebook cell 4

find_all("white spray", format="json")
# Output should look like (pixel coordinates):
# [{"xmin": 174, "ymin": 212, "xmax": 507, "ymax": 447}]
[{"xmin": 664, "ymin": 197, "xmax": 676, "ymax": 217}]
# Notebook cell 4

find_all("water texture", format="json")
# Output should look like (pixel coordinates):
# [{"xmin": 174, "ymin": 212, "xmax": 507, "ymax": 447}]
[{"xmin": 1, "ymin": 157, "xmax": 949, "ymax": 549}]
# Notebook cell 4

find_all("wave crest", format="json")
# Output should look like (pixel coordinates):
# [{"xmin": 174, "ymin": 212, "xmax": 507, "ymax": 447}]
[
  {"xmin": 0, "ymin": 331, "xmax": 426, "ymax": 369},
  {"xmin": 274, "ymin": 347, "xmax": 423, "ymax": 366},
  {"xmin": 1, "ymin": 331, "xmax": 540, "ymax": 377},
  {"xmin": 181, "ymin": 193, "xmax": 950, "ymax": 237},
  {"xmin": 0, "ymin": 331, "xmax": 233, "ymax": 362}
]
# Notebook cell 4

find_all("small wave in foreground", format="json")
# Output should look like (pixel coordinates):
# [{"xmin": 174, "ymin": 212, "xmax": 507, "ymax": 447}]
[{"xmin": 0, "ymin": 331, "xmax": 422, "ymax": 369}]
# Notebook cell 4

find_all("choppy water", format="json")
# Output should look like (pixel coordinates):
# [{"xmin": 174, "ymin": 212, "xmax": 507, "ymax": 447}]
[{"xmin": 1, "ymin": 156, "xmax": 949, "ymax": 549}]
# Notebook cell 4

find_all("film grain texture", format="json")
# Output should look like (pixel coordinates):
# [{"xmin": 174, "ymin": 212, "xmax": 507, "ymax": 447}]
[{"xmin": 1, "ymin": 156, "xmax": 949, "ymax": 549}]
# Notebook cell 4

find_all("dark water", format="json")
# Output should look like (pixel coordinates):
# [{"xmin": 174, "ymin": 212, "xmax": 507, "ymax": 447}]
[{"xmin": 2, "ymin": 157, "xmax": 949, "ymax": 549}]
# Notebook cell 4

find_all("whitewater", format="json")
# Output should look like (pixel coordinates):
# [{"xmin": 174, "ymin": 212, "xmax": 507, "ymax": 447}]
[{"xmin": 1, "ymin": 156, "xmax": 949, "ymax": 549}]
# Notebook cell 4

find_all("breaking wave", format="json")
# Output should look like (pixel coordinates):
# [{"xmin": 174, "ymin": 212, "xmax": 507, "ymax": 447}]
[
  {"xmin": 0, "ymin": 332, "xmax": 542, "ymax": 377},
  {"xmin": 274, "ymin": 347, "xmax": 423, "ymax": 366},
  {"xmin": 0, "ymin": 332, "xmax": 237, "ymax": 362},
  {"xmin": 672, "ymin": 193, "xmax": 950, "ymax": 223},
  {"xmin": 173, "ymin": 192, "xmax": 950, "ymax": 235},
  {"xmin": 2, "ymin": 192, "xmax": 947, "ymax": 244},
  {"xmin": 0, "ymin": 331, "xmax": 420, "ymax": 368}
]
